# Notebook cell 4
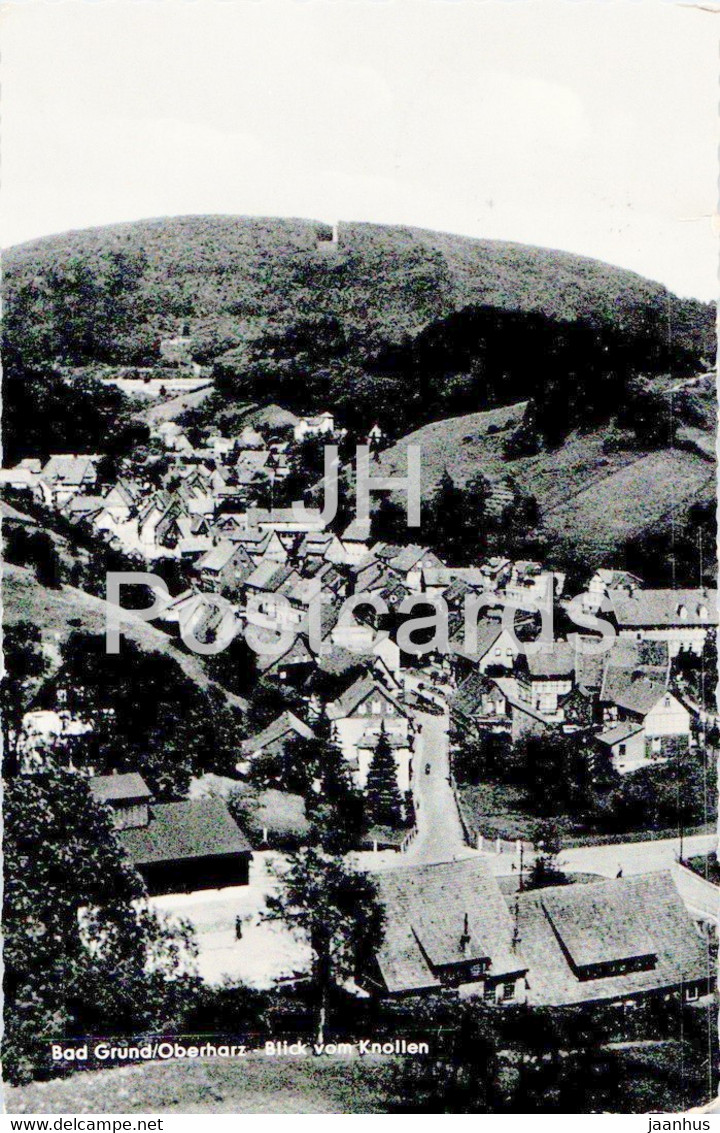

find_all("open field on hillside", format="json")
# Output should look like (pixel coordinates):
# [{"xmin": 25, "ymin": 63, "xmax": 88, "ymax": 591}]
[
  {"xmin": 376, "ymin": 403, "xmax": 715, "ymax": 561},
  {"xmin": 134, "ymin": 382, "xmax": 215, "ymax": 424},
  {"xmin": 4, "ymin": 1054, "xmax": 401, "ymax": 1114}
]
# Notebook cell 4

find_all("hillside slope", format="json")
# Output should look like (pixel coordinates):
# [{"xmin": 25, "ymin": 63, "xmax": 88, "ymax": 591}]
[
  {"xmin": 374, "ymin": 391, "xmax": 715, "ymax": 563},
  {"xmin": 3, "ymin": 562, "xmax": 247, "ymax": 714}
]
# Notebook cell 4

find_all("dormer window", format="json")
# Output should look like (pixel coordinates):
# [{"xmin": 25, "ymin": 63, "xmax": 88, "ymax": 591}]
[
  {"xmin": 698, "ymin": 605, "xmax": 708, "ymax": 619},
  {"xmin": 677, "ymin": 604, "xmax": 688, "ymax": 621}
]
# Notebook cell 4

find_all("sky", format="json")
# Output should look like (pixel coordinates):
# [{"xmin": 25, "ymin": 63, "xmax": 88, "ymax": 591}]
[{"xmin": 2, "ymin": 0, "xmax": 718, "ymax": 299}]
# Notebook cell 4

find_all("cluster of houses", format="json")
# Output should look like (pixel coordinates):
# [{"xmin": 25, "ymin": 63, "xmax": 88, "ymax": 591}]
[
  {"xmin": 0, "ymin": 409, "xmax": 387, "ymax": 566},
  {"xmin": 8, "ymin": 423, "xmax": 717, "ymax": 800},
  {"xmin": 450, "ymin": 575, "xmax": 716, "ymax": 775},
  {"xmin": 4, "ymin": 405, "xmax": 717, "ymax": 1016}
]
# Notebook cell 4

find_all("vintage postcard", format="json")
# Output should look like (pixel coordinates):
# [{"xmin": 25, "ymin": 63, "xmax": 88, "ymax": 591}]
[{"xmin": 1, "ymin": 0, "xmax": 717, "ymax": 1118}]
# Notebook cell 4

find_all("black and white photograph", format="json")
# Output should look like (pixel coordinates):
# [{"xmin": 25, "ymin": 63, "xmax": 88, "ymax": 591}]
[{"xmin": 1, "ymin": 0, "xmax": 718, "ymax": 1118}]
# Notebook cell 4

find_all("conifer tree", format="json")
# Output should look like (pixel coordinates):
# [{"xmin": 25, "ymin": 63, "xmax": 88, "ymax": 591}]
[{"xmin": 365, "ymin": 725, "xmax": 403, "ymax": 828}]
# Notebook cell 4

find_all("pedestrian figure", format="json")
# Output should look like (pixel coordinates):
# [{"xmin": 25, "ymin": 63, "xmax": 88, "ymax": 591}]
[
  {"xmin": 616, "ymin": 867, "xmax": 623, "ymax": 878},
  {"xmin": 235, "ymin": 915, "xmax": 243, "ymax": 940}
]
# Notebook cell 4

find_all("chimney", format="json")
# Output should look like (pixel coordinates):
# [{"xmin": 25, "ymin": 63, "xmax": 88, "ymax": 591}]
[
  {"xmin": 460, "ymin": 912, "xmax": 471, "ymax": 954},
  {"xmin": 512, "ymin": 896, "xmax": 521, "ymax": 950}
]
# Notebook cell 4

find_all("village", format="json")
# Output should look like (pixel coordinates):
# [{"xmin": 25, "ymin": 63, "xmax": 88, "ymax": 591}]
[{"xmin": 2, "ymin": 392, "xmax": 717, "ymax": 1025}]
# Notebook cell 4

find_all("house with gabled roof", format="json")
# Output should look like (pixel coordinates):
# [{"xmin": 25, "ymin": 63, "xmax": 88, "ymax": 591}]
[
  {"xmin": 39, "ymin": 454, "xmax": 99, "ymax": 505},
  {"xmin": 598, "ymin": 664, "xmax": 692, "ymax": 769},
  {"xmin": 195, "ymin": 539, "xmax": 255, "ymax": 596},
  {"xmin": 448, "ymin": 617, "xmax": 518, "ymax": 681},
  {"xmin": 239, "ymin": 711, "xmax": 315, "ymax": 768},
  {"xmin": 245, "ymin": 562, "xmax": 304, "ymax": 631},
  {"xmin": 502, "ymin": 561, "xmax": 563, "ymax": 607},
  {"xmin": 103, "ymin": 480, "xmax": 137, "ymax": 519},
  {"xmin": 235, "ymin": 449, "xmax": 271, "ymax": 480},
  {"xmin": 207, "ymin": 434, "xmax": 235, "ymax": 459},
  {"xmin": 373, "ymin": 543, "xmax": 445, "ymax": 592},
  {"xmin": 515, "ymin": 872, "xmax": 711, "ymax": 1007},
  {"xmin": 279, "ymin": 572, "xmax": 326, "ymax": 626},
  {"xmin": 42, "ymin": 454, "xmax": 100, "ymax": 486},
  {"xmin": 0, "ymin": 463, "xmax": 42, "ymax": 494},
  {"xmin": 595, "ymin": 720, "xmax": 646, "ymax": 773},
  {"xmin": 89, "ymin": 772, "xmax": 152, "ymax": 831},
  {"xmin": 63, "ymin": 494, "xmax": 108, "ymax": 523},
  {"xmin": 326, "ymin": 670, "xmax": 413, "ymax": 791},
  {"xmin": 152, "ymin": 590, "xmax": 239, "ymax": 645},
  {"xmin": 351, "ymin": 554, "xmax": 393, "ymax": 594},
  {"xmin": 339, "ymin": 518, "xmax": 371, "ymax": 564},
  {"xmin": 296, "ymin": 530, "xmax": 350, "ymax": 566},
  {"xmin": 236, "ymin": 425, "xmax": 265, "ymax": 450},
  {"xmin": 361, "ymin": 858, "xmax": 528, "ymax": 1000},
  {"xmin": 117, "ymin": 796, "xmax": 253, "ymax": 896},
  {"xmin": 213, "ymin": 512, "xmax": 250, "ymax": 538},
  {"xmin": 515, "ymin": 642, "xmax": 576, "ymax": 719},
  {"xmin": 608, "ymin": 588, "xmax": 718, "ymax": 657},
  {"xmin": 491, "ymin": 676, "xmax": 557, "ymax": 742},
  {"xmin": 293, "ymin": 411, "xmax": 334, "ymax": 441},
  {"xmin": 421, "ymin": 566, "xmax": 488, "ymax": 596},
  {"xmin": 229, "ymin": 527, "xmax": 287, "ymax": 564},
  {"xmin": 582, "ymin": 568, "xmax": 644, "ymax": 612},
  {"xmin": 253, "ymin": 632, "xmax": 316, "ymax": 686},
  {"xmin": 450, "ymin": 671, "xmax": 511, "ymax": 736}
]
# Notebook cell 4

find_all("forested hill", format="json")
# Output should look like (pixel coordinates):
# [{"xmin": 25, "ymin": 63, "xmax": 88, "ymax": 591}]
[
  {"xmin": 3, "ymin": 215, "xmax": 715, "ymax": 449},
  {"xmin": 4, "ymin": 215, "xmax": 714, "ymax": 363}
]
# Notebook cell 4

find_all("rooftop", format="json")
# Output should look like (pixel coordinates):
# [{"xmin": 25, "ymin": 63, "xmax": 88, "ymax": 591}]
[
  {"xmin": 372, "ymin": 857, "xmax": 527, "ymax": 995},
  {"xmin": 89, "ymin": 772, "xmax": 151, "ymax": 804},
  {"xmin": 516, "ymin": 873, "xmax": 708, "ymax": 1006},
  {"xmin": 326, "ymin": 672, "xmax": 406, "ymax": 720},
  {"xmin": 600, "ymin": 667, "xmax": 670, "ymax": 717},
  {"xmin": 242, "ymin": 710, "xmax": 315, "ymax": 754},
  {"xmin": 596, "ymin": 721, "xmax": 644, "ymax": 747},
  {"xmin": 118, "ymin": 798, "xmax": 252, "ymax": 865},
  {"xmin": 610, "ymin": 588, "xmax": 718, "ymax": 628}
]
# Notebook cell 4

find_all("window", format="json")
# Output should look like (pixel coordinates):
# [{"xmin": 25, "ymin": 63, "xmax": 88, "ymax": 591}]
[
  {"xmin": 677, "ymin": 604, "xmax": 688, "ymax": 621},
  {"xmin": 686, "ymin": 985, "xmax": 699, "ymax": 1002},
  {"xmin": 372, "ymin": 700, "xmax": 382, "ymax": 715},
  {"xmin": 501, "ymin": 982, "xmax": 515, "ymax": 1001},
  {"xmin": 619, "ymin": 744, "xmax": 626, "ymax": 756},
  {"xmin": 484, "ymin": 984, "xmax": 496, "ymax": 1004},
  {"xmin": 358, "ymin": 703, "xmax": 367, "ymax": 715}
]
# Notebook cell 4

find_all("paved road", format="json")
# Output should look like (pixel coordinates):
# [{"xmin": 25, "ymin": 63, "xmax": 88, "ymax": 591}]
[
  {"xmin": 405, "ymin": 710, "xmax": 467, "ymax": 863},
  {"xmin": 561, "ymin": 832, "xmax": 717, "ymax": 879},
  {"xmin": 484, "ymin": 831, "xmax": 717, "ymax": 879}
]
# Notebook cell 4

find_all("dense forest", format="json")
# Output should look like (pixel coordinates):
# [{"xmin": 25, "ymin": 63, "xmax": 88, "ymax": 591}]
[{"xmin": 3, "ymin": 216, "xmax": 715, "ymax": 452}]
